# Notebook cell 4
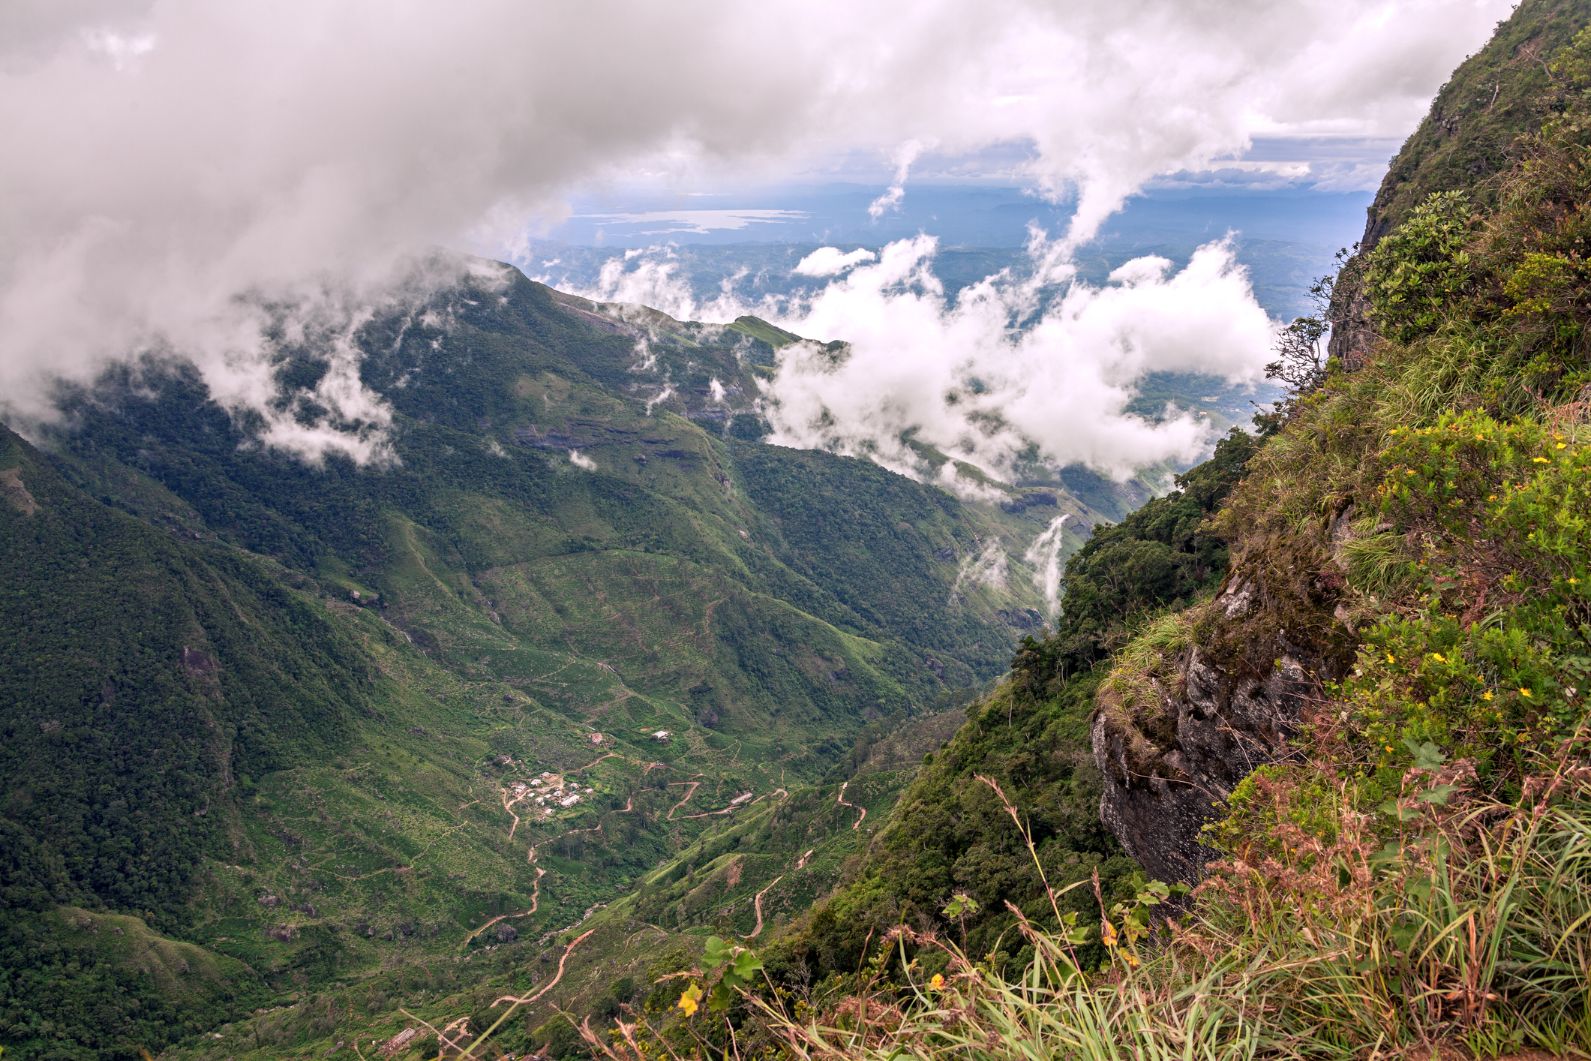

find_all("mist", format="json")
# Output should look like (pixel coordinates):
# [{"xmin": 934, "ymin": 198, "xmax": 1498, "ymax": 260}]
[{"xmin": 0, "ymin": 0, "xmax": 1512, "ymax": 461}]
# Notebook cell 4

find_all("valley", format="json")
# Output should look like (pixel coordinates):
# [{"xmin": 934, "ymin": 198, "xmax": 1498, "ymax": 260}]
[{"xmin": 0, "ymin": 261, "xmax": 1198, "ymax": 1056}]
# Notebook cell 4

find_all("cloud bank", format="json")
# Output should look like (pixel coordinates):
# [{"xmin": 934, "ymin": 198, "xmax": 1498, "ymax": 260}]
[
  {"xmin": 0, "ymin": 0, "xmax": 1511, "ymax": 460},
  {"xmin": 762, "ymin": 234, "xmax": 1276, "ymax": 482}
]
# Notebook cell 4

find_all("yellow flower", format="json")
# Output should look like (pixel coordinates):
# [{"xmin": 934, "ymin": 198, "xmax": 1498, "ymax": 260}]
[
  {"xmin": 1557, "ymin": 442, "xmax": 1568, "ymax": 450},
  {"xmin": 1100, "ymin": 920, "xmax": 1118, "ymax": 947},
  {"xmin": 1519, "ymin": 688, "xmax": 1532, "ymax": 698},
  {"xmin": 1386, "ymin": 653, "xmax": 1397, "ymax": 664},
  {"xmin": 1570, "ymin": 577, "xmax": 1581, "ymax": 586},
  {"xmin": 1482, "ymin": 690, "xmax": 1493, "ymax": 702},
  {"xmin": 1533, "ymin": 456, "xmax": 1551, "ymax": 464},
  {"xmin": 929, "ymin": 973, "xmax": 945, "ymax": 991},
  {"xmin": 678, "ymin": 983, "xmax": 703, "ymax": 1018},
  {"xmin": 1429, "ymin": 652, "xmax": 1446, "ymax": 663}
]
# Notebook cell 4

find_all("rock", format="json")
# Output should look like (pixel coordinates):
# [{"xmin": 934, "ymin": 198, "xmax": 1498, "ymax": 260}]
[
  {"xmin": 180, "ymin": 645, "xmax": 219, "ymax": 679},
  {"xmin": 0, "ymin": 467, "xmax": 38, "ymax": 515},
  {"xmin": 1092, "ymin": 562, "xmax": 1355, "ymax": 884},
  {"xmin": 493, "ymin": 922, "xmax": 518, "ymax": 943}
]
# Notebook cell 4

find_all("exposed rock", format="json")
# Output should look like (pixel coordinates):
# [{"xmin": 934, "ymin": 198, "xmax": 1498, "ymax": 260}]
[
  {"xmin": 0, "ymin": 467, "xmax": 38, "ymax": 516},
  {"xmin": 180, "ymin": 645, "xmax": 219, "ymax": 679},
  {"xmin": 997, "ymin": 607, "xmax": 1045, "ymax": 630},
  {"xmin": 1092, "ymin": 564, "xmax": 1355, "ymax": 884}
]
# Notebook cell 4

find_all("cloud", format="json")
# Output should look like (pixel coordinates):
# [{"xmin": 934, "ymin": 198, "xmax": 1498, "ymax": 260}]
[
  {"xmin": 1024, "ymin": 515, "xmax": 1071, "ymax": 620},
  {"xmin": 868, "ymin": 139, "xmax": 926, "ymax": 220},
  {"xmin": 757, "ymin": 233, "xmax": 1275, "ymax": 481},
  {"xmin": 0, "ymin": 0, "xmax": 1511, "ymax": 460},
  {"xmin": 794, "ymin": 247, "xmax": 878, "ymax": 277},
  {"xmin": 578, "ymin": 208, "xmax": 807, "ymax": 235}
]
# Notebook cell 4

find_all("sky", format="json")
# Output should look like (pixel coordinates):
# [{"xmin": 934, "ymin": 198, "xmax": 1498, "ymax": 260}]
[{"xmin": 0, "ymin": 0, "xmax": 1517, "ymax": 475}]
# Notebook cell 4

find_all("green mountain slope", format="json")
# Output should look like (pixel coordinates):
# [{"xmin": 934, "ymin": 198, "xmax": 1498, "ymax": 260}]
[
  {"xmin": 654, "ymin": 6, "xmax": 1591, "ymax": 1058},
  {"xmin": 0, "ymin": 265, "xmax": 1059, "ymax": 1057}
]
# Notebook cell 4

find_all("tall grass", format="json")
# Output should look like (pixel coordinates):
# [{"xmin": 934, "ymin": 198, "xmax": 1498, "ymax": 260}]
[{"xmin": 724, "ymin": 743, "xmax": 1591, "ymax": 1060}]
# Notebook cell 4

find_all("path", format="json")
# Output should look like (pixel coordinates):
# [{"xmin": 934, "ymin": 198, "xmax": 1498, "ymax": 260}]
[
  {"xmin": 491, "ymin": 928, "xmax": 597, "ymax": 1007},
  {"xmin": 742, "ymin": 874, "xmax": 784, "ymax": 940},
  {"xmin": 836, "ymin": 781, "xmax": 866, "ymax": 830},
  {"xmin": 665, "ymin": 779, "xmax": 702, "ymax": 820}
]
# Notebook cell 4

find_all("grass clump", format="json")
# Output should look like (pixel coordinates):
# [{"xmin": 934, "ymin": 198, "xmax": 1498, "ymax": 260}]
[{"xmin": 571, "ymin": 743, "xmax": 1591, "ymax": 1060}]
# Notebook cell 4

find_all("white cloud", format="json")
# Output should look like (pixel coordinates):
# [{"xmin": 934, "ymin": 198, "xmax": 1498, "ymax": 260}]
[
  {"xmin": 578, "ymin": 208, "xmax": 807, "ymax": 234},
  {"xmin": 563, "ymin": 228, "xmax": 1271, "ymax": 483},
  {"xmin": 868, "ymin": 139, "xmax": 926, "ymax": 220},
  {"xmin": 0, "ymin": 0, "xmax": 1512, "ymax": 460},
  {"xmin": 759, "ymin": 233, "xmax": 1275, "ymax": 481},
  {"xmin": 793, "ymin": 247, "xmax": 877, "ymax": 277},
  {"xmin": 1024, "ymin": 514, "xmax": 1071, "ymax": 620}
]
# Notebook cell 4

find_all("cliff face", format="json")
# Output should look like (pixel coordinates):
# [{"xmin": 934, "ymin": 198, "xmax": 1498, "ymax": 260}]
[
  {"xmin": 1090, "ymin": 520, "xmax": 1359, "ymax": 882},
  {"xmin": 1094, "ymin": 0, "xmax": 1591, "ymax": 881}
]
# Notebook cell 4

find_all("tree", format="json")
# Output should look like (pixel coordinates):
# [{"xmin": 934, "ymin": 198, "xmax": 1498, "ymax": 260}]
[{"xmin": 1265, "ymin": 269, "xmax": 1335, "ymax": 396}]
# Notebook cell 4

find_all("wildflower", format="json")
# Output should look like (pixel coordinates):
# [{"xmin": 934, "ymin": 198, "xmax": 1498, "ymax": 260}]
[
  {"xmin": 1557, "ymin": 442, "xmax": 1568, "ymax": 450},
  {"xmin": 928, "ymin": 973, "xmax": 945, "ymax": 991},
  {"xmin": 1387, "ymin": 653, "xmax": 1397, "ymax": 664},
  {"xmin": 1100, "ymin": 920, "xmax": 1118, "ymax": 947},
  {"xmin": 1519, "ymin": 688, "xmax": 1532, "ymax": 698},
  {"xmin": 1533, "ymin": 456, "xmax": 1550, "ymax": 464},
  {"xmin": 1429, "ymin": 652, "xmax": 1446, "ymax": 663},
  {"xmin": 1482, "ymin": 690, "xmax": 1493, "ymax": 702},
  {"xmin": 1570, "ymin": 577, "xmax": 1581, "ymax": 586}
]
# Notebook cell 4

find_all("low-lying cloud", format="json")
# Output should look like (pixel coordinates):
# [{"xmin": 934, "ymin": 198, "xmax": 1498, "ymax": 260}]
[
  {"xmin": 0, "ymin": 0, "xmax": 1511, "ymax": 460},
  {"xmin": 764, "ymin": 235, "xmax": 1274, "ymax": 481},
  {"xmin": 574, "ymin": 230, "xmax": 1276, "ymax": 486}
]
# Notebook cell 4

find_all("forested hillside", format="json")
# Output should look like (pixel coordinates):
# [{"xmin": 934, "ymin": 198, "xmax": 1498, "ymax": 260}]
[{"xmin": 0, "ymin": 265, "xmax": 1084, "ymax": 1058}]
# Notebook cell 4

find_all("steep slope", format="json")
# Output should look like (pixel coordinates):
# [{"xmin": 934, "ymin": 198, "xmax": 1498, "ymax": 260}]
[
  {"xmin": 757, "ymin": 428, "xmax": 1259, "ymax": 987},
  {"xmin": 1331, "ymin": 0, "xmax": 1591, "ymax": 365},
  {"xmin": 1097, "ymin": 0, "xmax": 1591, "ymax": 884},
  {"xmin": 0, "ymin": 264, "xmax": 1048, "ymax": 1057},
  {"xmin": 625, "ymin": 10, "xmax": 1591, "ymax": 1059}
]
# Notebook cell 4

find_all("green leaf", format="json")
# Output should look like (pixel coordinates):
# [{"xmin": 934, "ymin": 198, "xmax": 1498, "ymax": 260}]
[
  {"xmin": 1416, "ymin": 784, "xmax": 1459, "ymax": 805},
  {"xmin": 1402, "ymin": 736, "xmax": 1446, "ymax": 772},
  {"xmin": 703, "ymin": 935, "xmax": 731, "ymax": 966}
]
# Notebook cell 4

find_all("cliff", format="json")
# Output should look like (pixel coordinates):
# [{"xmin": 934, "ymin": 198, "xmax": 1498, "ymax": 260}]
[{"xmin": 1094, "ymin": 0, "xmax": 1591, "ymax": 886}]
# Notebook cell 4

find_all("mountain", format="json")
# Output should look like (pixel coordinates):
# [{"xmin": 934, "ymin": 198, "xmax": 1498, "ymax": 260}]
[
  {"xmin": 14, "ymin": 7, "xmax": 1585, "ymax": 1056},
  {"xmin": 0, "ymin": 249, "xmax": 1188, "ymax": 1057},
  {"xmin": 669, "ymin": 4, "xmax": 1591, "ymax": 1058}
]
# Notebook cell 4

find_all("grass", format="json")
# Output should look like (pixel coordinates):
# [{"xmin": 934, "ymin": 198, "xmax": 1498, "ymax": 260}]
[{"xmin": 594, "ymin": 740, "xmax": 1591, "ymax": 1061}]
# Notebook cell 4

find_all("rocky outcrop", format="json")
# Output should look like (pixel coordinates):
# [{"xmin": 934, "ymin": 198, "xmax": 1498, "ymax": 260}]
[
  {"xmin": 1092, "ymin": 547, "xmax": 1356, "ymax": 883},
  {"xmin": 0, "ymin": 466, "xmax": 38, "ymax": 516}
]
